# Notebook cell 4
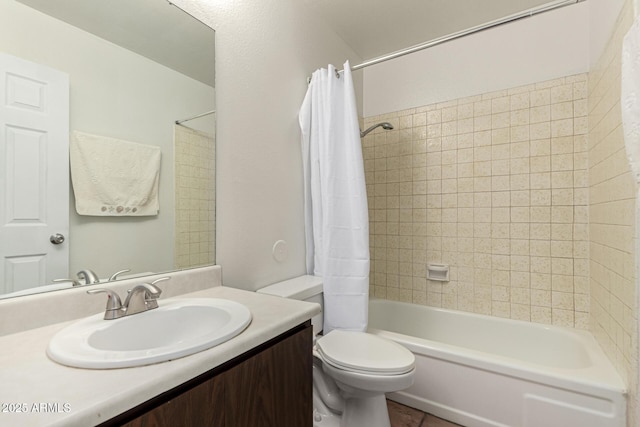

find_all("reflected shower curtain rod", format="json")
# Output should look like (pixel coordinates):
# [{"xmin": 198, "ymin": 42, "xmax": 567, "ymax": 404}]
[
  {"xmin": 332, "ymin": 0, "xmax": 584, "ymax": 76},
  {"xmin": 175, "ymin": 109, "xmax": 216, "ymax": 125}
]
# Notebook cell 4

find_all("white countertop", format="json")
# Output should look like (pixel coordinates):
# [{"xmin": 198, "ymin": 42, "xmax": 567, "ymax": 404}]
[{"xmin": 0, "ymin": 286, "xmax": 320, "ymax": 427}]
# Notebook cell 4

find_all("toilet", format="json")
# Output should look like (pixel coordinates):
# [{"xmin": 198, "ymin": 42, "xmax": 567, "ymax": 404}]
[{"xmin": 257, "ymin": 276, "xmax": 415, "ymax": 427}]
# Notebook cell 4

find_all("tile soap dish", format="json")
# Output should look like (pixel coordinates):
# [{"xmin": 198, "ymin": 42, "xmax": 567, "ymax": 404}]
[{"xmin": 427, "ymin": 264, "xmax": 449, "ymax": 282}]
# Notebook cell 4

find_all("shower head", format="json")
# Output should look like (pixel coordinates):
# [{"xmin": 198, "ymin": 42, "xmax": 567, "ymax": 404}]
[{"xmin": 360, "ymin": 122, "xmax": 394, "ymax": 138}]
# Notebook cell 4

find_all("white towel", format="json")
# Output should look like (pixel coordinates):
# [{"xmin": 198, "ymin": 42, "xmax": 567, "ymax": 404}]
[
  {"xmin": 622, "ymin": 14, "xmax": 640, "ymax": 183},
  {"xmin": 70, "ymin": 131, "xmax": 161, "ymax": 216}
]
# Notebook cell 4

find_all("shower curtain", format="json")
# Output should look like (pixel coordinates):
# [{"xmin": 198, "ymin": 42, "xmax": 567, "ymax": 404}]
[{"xmin": 299, "ymin": 61, "xmax": 370, "ymax": 333}]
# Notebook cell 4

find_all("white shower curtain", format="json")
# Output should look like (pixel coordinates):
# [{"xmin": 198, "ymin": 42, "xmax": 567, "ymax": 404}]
[{"xmin": 299, "ymin": 61, "xmax": 370, "ymax": 333}]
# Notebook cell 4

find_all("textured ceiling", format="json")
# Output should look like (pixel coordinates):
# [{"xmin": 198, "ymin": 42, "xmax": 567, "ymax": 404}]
[{"xmin": 303, "ymin": 0, "xmax": 566, "ymax": 60}]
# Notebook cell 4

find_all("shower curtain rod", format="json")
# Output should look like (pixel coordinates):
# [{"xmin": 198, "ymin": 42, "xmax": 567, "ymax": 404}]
[
  {"xmin": 175, "ymin": 109, "xmax": 216, "ymax": 125},
  {"xmin": 333, "ymin": 0, "xmax": 584, "ymax": 75}
]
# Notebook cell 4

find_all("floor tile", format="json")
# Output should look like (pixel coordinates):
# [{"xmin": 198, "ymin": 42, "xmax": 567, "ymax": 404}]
[
  {"xmin": 422, "ymin": 413, "xmax": 463, "ymax": 427},
  {"xmin": 387, "ymin": 400, "xmax": 425, "ymax": 427},
  {"xmin": 387, "ymin": 400, "xmax": 463, "ymax": 427}
]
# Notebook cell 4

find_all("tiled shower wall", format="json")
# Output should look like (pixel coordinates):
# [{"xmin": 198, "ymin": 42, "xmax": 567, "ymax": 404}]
[
  {"xmin": 174, "ymin": 125, "xmax": 216, "ymax": 269},
  {"xmin": 364, "ymin": 74, "xmax": 590, "ymax": 328},
  {"xmin": 588, "ymin": 0, "xmax": 637, "ymax": 423}
]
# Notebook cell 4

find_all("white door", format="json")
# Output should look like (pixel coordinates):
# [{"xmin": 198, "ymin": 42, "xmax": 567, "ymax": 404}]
[{"xmin": 0, "ymin": 53, "xmax": 69, "ymax": 294}]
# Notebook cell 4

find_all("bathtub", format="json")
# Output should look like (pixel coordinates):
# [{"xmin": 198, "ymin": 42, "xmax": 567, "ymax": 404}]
[{"xmin": 367, "ymin": 298, "xmax": 626, "ymax": 427}]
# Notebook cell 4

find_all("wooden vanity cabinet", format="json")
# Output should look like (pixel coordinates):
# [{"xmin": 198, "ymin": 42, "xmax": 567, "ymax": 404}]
[{"xmin": 103, "ymin": 322, "xmax": 312, "ymax": 427}]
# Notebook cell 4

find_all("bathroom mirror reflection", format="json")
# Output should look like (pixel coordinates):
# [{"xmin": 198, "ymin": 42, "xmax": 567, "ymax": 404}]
[{"xmin": 0, "ymin": 0, "xmax": 216, "ymax": 298}]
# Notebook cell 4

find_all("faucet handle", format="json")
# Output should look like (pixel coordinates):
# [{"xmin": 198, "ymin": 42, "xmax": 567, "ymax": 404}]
[
  {"xmin": 137, "ymin": 282, "xmax": 162, "ymax": 308},
  {"xmin": 87, "ymin": 288, "xmax": 123, "ymax": 320},
  {"xmin": 139, "ymin": 283, "xmax": 162, "ymax": 298},
  {"xmin": 151, "ymin": 277, "xmax": 170, "ymax": 287},
  {"xmin": 53, "ymin": 278, "xmax": 82, "ymax": 287},
  {"xmin": 144, "ymin": 278, "xmax": 170, "ymax": 307},
  {"xmin": 108, "ymin": 269, "xmax": 131, "ymax": 282}
]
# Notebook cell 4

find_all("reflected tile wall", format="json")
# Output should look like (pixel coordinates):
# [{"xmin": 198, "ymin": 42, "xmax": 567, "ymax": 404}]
[
  {"xmin": 174, "ymin": 125, "xmax": 216, "ymax": 269},
  {"xmin": 363, "ymin": 74, "xmax": 589, "ymax": 329}
]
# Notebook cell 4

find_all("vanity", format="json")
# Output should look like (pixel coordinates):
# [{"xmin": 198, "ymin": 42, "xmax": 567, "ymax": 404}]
[
  {"xmin": 116, "ymin": 323, "xmax": 310, "ymax": 427},
  {"xmin": 0, "ymin": 3, "xmax": 318, "ymax": 424},
  {"xmin": 0, "ymin": 266, "xmax": 320, "ymax": 427}
]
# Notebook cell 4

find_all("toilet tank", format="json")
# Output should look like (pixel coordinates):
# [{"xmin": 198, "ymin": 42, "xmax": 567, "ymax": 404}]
[{"xmin": 257, "ymin": 275, "xmax": 323, "ymax": 335}]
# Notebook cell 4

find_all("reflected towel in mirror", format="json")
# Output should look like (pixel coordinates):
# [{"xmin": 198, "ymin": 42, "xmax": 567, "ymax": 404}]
[{"xmin": 70, "ymin": 131, "xmax": 161, "ymax": 216}]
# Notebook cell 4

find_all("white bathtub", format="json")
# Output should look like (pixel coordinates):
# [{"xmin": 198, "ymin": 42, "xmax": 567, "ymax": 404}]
[{"xmin": 367, "ymin": 298, "xmax": 626, "ymax": 427}]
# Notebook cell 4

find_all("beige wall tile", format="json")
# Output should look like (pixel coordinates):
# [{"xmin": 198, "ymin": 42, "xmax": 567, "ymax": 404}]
[
  {"xmin": 586, "ymin": 2, "xmax": 637, "ymax": 424},
  {"xmin": 366, "ymin": 75, "xmax": 607, "ymax": 333},
  {"xmin": 364, "ymin": 64, "xmax": 637, "ymax": 425}
]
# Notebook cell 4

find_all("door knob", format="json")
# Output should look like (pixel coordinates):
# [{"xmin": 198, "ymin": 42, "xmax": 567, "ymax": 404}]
[{"xmin": 50, "ymin": 233, "xmax": 65, "ymax": 244}]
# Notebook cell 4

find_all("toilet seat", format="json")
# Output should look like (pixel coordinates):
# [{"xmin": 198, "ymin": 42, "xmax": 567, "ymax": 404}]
[{"xmin": 316, "ymin": 330, "xmax": 415, "ymax": 375}]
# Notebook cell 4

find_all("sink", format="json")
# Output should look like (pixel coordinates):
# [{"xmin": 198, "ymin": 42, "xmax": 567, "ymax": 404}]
[{"xmin": 47, "ymin": 298, "xmax": 252, "ymax": 369}]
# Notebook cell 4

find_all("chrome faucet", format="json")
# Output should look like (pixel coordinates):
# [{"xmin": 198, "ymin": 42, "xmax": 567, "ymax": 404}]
[
  {"xmin": 77, "ymin": 269, "xmax": 101, "ymax": 285},
  {"xmin": 123, "ymin": 282, "xmax": 163, "ymax": 315},
  {"xmin": 87, "ymin": 277, "xmax": 170, "ymax": 320}
]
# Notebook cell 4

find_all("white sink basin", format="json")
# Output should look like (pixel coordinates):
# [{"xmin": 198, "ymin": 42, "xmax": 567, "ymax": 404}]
[{"xmin": 47, "ymin": 298, "xmax": 252, "ymax": 369}]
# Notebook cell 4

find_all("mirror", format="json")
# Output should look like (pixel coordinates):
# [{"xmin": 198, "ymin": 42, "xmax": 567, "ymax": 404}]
[{"xmin": 0, "ymin": 0, "xmax": 215, "ymax": 298}]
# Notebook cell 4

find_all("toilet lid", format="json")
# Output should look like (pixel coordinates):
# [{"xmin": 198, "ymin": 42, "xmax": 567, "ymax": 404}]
[{"xmin": 316, "ymin": 330, "xmax": 415, "ymax": 375}]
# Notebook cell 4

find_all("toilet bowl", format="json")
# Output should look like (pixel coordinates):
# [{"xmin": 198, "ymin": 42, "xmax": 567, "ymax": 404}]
[{"xmin": 257, "ymin": 276, "xmax": 415, "ymax": 427}]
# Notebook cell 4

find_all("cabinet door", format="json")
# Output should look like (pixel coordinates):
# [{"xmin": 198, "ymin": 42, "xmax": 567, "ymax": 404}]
[
  {"xmin": 116, "ymin": 325, "xmax": 312, "ymax": 427},
  {"xmin": 225, "ymin": 327, "xmax": 312, "ymax": 427},
  {"xmin": 122, "ymin": 374, "xmax": 225, "ymax": 427}
]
